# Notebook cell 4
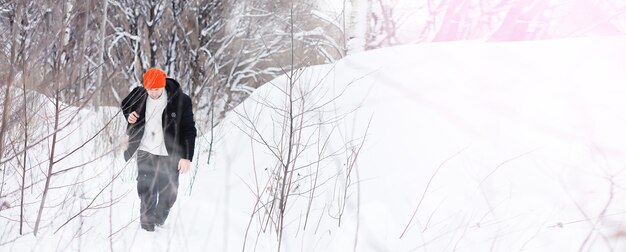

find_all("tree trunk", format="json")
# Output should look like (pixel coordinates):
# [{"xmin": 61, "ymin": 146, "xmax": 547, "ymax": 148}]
[
  {"xmin": 347, "ymin": 0, "xmax": 371, "ymax": 54},
  {"xmin": 148, "ymin": 2, "xmax": 158, "ymax": 68},
  {"xmin": 0, "ymin": 1, "xmax": 21, "ymax": 161},
  {"xmin": 96, "ymin": 0, "xmax": 107, "ymax": 110},
  {"xmin": 20, "ymin": 3, "xmax": 28, "ymax": 234}
]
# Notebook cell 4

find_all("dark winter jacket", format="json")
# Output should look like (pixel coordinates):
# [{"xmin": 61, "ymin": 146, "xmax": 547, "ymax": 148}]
[{"xmin": 121, "ymin": 78, "xmax": 197, "ymax": 162}]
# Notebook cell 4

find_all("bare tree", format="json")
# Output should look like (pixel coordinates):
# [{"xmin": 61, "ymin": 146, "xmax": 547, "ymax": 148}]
[
  {"xmin": 338, "ymin": 0, "xmax": 626, "ymax": 51},
  {"xmin": 33, "ymin": 0, "xmax": 70, "ymax": 236},
  {"xmin": 236, "ymin": 64, "xmax": 368, "ymax": 251},
  {"xmin": 18, "ymin": 1, "xmax": 30, "ymax": 236},
  {"xmin": 234, "ymin": 3, "xmax": 371, "ymax": 251},
  {"xmin": 0, "ymin": 1, "xmax": 21, "ymax": 162},
  {"xmin": 366, "ymin": 0, "xmax": 399, "ymax": 49}
]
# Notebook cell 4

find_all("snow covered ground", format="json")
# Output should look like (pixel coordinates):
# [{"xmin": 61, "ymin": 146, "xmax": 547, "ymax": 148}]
[{"xmin": 3, "ymin": 35, "xmax": 626, "ymax": 251}]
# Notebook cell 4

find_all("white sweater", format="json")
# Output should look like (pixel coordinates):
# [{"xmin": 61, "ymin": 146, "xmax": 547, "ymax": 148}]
[{"xmin": 138, "ymin": 92, "xmax": 169, "ymax": 156}]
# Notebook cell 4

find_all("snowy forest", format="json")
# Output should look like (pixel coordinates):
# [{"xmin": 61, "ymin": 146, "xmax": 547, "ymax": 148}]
[{"xmin": 1, "ymin": 0, "xmax": 626, "ymax": 251}]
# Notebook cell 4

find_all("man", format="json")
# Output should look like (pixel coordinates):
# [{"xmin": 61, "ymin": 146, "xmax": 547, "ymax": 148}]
[{"xmin": 121, "ymin": 68, "xmax": 197, "ymax": 231}]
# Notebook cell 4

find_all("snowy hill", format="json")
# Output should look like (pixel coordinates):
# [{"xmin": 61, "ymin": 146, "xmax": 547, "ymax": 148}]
[{"xmin": 4, "ymin": 36, "xmax": 626, "ymax": 251}]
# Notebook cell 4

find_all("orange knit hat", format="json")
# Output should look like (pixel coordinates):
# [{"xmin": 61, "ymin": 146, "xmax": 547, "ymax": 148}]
[{"xmin": 143, "ymin": 68, "xmax": 166, "ymax": 89}]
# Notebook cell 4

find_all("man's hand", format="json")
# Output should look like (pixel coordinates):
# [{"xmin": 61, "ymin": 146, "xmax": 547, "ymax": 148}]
[
  {"xmin": 128, "ymin": 111, "xmax": 140, "ymax": 124},
  {"xmin": 178, "ymin": 159, "xmax": 191, "ymax": 174}
]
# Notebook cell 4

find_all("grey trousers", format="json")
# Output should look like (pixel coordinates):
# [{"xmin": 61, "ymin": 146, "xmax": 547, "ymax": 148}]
[{"xmin": 136, "ymin": 150, "xmax": 179, "ymax": 226}]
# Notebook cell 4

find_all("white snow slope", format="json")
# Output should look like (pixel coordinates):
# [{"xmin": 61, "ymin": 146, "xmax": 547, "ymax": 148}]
[{"xmin": 3, "ymin": 36, "xmax": 626, "ymax": 252}]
